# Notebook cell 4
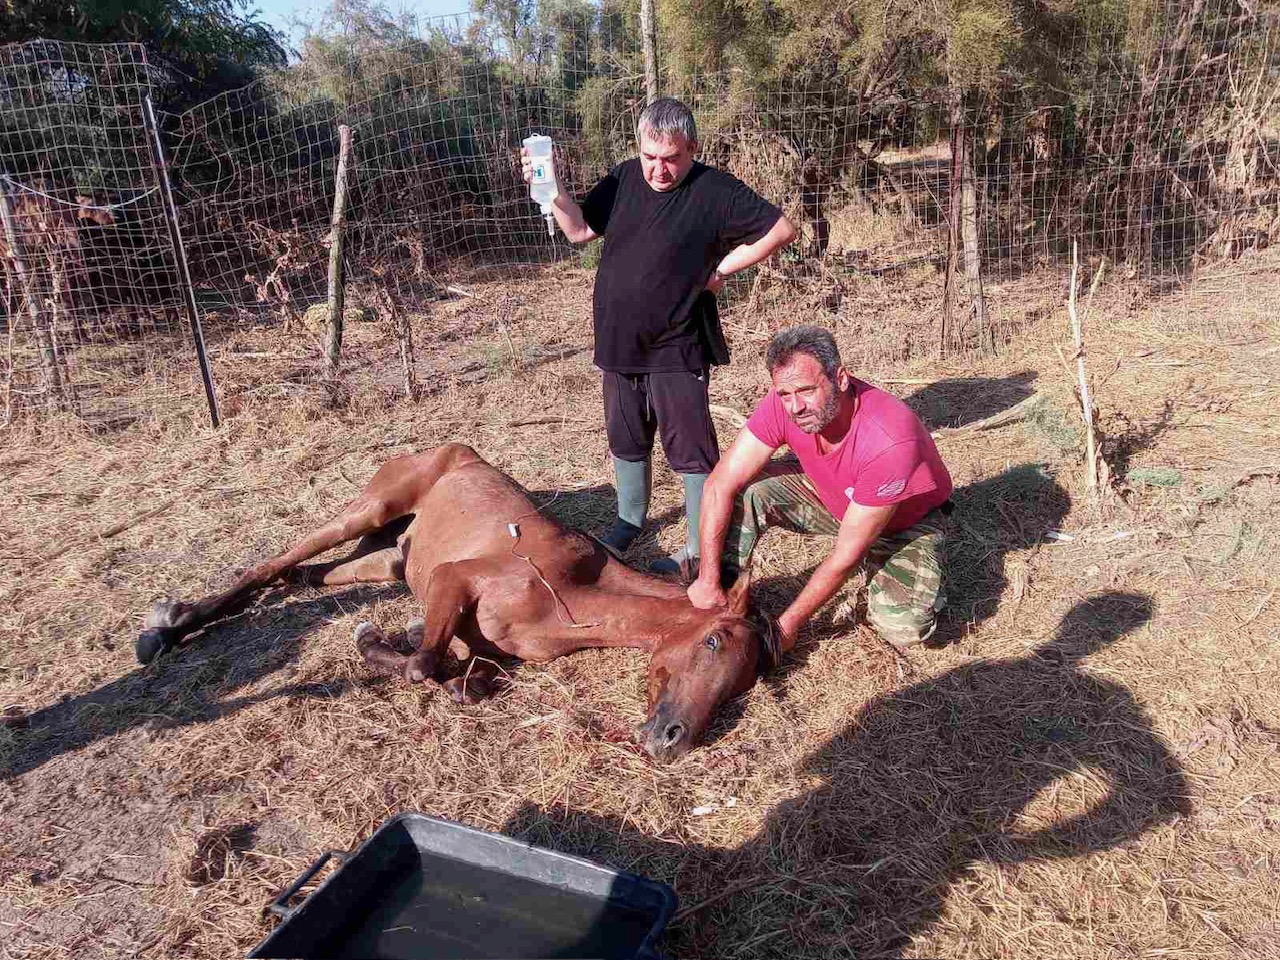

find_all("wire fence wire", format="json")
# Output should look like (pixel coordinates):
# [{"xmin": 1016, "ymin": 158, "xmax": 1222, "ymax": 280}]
[{"xmin": 1, "ymin": 2, "xmax": 1278, "ymax": 426}]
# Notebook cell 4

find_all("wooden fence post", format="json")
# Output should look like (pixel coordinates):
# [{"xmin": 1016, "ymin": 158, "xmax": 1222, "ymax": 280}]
[
  {"xmin": 1067, "ymin": 240, "xmax": 1103, "ymax": 492},
  {"xmin": 640, "ymin": 0, "xmax": 659, "ymax": 105},
  {"xmin": 326, "ymin": 125, "xmax": 353, "ymax": 370},
  {"xmin": 142, "ymin": 94, "xmax": 220, "ymax": 428},
  {"xmin": 377, "ymin": 282, "xmax": 417, "ymax": 400},
  {"xmin": 0, "ymin": 185, "xmax": 67, "ymax": 412},
  {"xmin": 943, "ymin": 94, "xmax": 990, "ymax": 354}
]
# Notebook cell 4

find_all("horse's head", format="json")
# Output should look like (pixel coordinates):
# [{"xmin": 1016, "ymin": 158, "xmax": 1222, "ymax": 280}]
[{"xmin": 637, "ymin": 572, "xmax": 776, "ymax": 762}]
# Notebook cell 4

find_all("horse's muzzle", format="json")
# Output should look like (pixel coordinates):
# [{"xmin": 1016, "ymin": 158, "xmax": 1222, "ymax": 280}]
[{"xmin": 635, "ymin": 702, "xmax": 691, "ymax": 762}]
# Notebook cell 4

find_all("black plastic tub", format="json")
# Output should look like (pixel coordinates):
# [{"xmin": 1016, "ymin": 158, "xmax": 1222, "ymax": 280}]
[{"xmin": 249, "ymin": 812, "xmax": 678, "ymax": 959}]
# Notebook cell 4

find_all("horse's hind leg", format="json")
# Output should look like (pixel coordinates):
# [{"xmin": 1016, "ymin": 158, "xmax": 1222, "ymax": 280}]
[
  {"xmin": 292, "ymin": 516, "xmax": 411, "ymax": 586},
  {"xmin": 137, "ymin": 456, "xmax": 447, "ymax": 664},
  {"xmin": 293, "ymin": 545, "xmax": 405, "ymax": 586}
]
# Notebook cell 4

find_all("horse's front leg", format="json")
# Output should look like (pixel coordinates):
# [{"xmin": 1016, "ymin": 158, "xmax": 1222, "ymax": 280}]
[
  {"xmin": 355, "ymin": 560, "xmax": 480, "ymax": 685},
  {"xmin": 442, "ymin": 637, "xmax": 505, "ymax": 706}
]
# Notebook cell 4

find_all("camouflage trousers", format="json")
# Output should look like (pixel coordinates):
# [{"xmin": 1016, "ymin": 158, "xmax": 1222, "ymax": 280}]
[{"xmin": 723, "ymin": 460, "xmax": 948, "ymax": 648}]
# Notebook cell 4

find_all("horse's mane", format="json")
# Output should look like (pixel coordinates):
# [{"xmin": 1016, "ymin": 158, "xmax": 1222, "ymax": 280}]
[
  {"xmin": 715, "ymin": 608, "xmax": 783, "ymax": 671},
  {"xmin": 753, "ymin": 612, "xmax": 784, "ymax": 669}
]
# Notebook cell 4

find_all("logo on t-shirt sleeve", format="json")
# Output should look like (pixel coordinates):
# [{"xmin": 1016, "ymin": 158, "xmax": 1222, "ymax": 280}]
[{"xmin": 876, "ymin": 478, "xmax": 908, "ymax": 499}]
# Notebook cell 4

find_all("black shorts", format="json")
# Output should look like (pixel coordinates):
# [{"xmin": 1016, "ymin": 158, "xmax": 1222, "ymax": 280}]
[{"xmin": 602, "ymin": 370, "xmax": 720, "ymax": 474}]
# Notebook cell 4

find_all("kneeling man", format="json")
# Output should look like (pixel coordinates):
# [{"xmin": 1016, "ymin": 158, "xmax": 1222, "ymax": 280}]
[{"xmin": 687, "ymin": 325, "xmax": 953, "ymax": 652}]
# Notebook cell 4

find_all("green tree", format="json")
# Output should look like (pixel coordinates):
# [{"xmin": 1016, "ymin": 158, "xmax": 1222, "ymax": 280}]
[{"xmin": 1, "ymin": 0, "xmax": 287, "ymax": 86}]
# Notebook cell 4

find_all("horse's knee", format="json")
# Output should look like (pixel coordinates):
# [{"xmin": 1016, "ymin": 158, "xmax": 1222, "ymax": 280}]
[
  {"xmin": 349, "ymin": 497, "xmax": 394, "ymax": 532},
  {"xmin": 404, "ymin": 647, "xmax": 438, "ymax": 684},
  {"xmin": 434, "ymin": 442, "xmax": 478, "ymax": 466}
]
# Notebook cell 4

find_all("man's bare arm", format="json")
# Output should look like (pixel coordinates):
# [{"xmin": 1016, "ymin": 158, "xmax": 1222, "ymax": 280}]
[
  {"xmin": 520, "ymin": 148, "xmax": 597, "ymax": 244},
  {"xmin": 707, "ymin": 216, "xmax": 798, "ymax": 292},
  {"xmin": 687, "ymin": 428, "xmax": 776, "ymax": 609},
  {"xmin": 775, "ymin": 501, "xmax": 897, "ymax": 651}
]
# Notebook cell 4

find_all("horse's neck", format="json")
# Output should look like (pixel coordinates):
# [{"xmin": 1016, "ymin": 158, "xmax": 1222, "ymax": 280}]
[
  {"xmin": 553, "ymin": 558, "xmax": 706, "ymax": 651},
  {"xmin": 595, "ymin": 551, "xmax": 688, "ymax": 600},
  {"xmin": 565, "ymin": 591, "xmax": 707, "ymax": 651}
]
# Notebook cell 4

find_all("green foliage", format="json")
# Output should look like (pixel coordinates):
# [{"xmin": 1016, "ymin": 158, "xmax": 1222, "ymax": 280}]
[
  {"xmin": 946, "ymin": 3, "xmax": 1015, "ymax": 92},
  {"xmin": 579, "ymin": 238, "xmax": 603, "ymax": 269},
  {"xmin": 658, "ymin": 0, "xmax": 780, "ymax": 78},
  {"xmin": 1126, "ymin": 467, "xmax": 1183, "ymax": 488},
  {"xmin": 1024, "ymin": 398, "xmax": 1083, "ymax": 453},
  {"xmin": 0, "ymin": 0, "xmax": 286, "ymax": 83}
]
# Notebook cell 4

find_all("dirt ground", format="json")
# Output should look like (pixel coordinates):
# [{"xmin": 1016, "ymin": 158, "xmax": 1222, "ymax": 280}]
[{"xmin": 1, "ymin": 245, "xmax": 1278, "ymax": 959}]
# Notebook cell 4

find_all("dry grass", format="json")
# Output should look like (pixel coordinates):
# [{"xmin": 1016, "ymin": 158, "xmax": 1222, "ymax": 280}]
[{"xmin": 1, "ymin": 245, "xmax": 1278, "ymax": 959}]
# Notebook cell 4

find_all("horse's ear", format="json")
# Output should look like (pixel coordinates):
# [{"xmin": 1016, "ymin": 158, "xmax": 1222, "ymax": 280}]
[{"xmin": 725, "ymin": 566, "xmax": 751, "ymax": 616}]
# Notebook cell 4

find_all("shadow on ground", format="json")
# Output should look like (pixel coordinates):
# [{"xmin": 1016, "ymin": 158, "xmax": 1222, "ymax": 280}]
[
  {"xmin": 504, "ymin": 591, "xmax": 1190, "ymax": 959},
  {"xmin": 3, "ymin": 584, "xmax": 400, "ymax": 780},
  {"xmin": 903, "ymin": 371, "xmax": 1038, "ymax": 430},
  {"xmin": 944, "ymin": 462, "xmax": 1071, "ymax": 634}
]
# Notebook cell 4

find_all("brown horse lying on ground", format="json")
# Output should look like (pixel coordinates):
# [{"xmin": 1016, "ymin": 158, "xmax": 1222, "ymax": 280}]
[{"xmin": 138, "ymin": 443, "xmax": 777, "ymax": 761}]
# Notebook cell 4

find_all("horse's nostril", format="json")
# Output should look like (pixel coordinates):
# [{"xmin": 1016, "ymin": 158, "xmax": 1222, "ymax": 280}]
[{"xmin": 664, "ymin": 723, "xmax": 685, "ymax": 745}]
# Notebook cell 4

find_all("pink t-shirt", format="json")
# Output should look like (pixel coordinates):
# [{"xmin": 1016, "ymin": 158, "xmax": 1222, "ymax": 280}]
[{"xmin": 746, "ymin": 379, "xmax": 953, "ymax": 534}]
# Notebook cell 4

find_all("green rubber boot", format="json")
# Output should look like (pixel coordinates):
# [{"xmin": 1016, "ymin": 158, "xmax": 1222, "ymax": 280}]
[
  {"xmin": 650, "ymin": 472, "xmax": 707, "ymax": 580},
  {"xmin": 600, "ymin": 456, "xmax": 651, "ymax": 555}
]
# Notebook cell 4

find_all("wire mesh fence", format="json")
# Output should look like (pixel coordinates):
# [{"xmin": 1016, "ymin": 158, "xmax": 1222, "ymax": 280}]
[
  {"xmin": 1, "ymin": 2, "xmax": 1277, "ymax": 427},
  {"xmin": 0, "ymin": 41, "xmax": 189, "ymax": 424}
]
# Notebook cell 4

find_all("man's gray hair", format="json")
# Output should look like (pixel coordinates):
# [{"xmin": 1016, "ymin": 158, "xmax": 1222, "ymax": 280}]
[
  {"xmin": 637, "ymin": 97, "xmax": 698, "ymax": 145},
  {"xmin": 766, "ymin": 325, "xmax": 843, "ymax": 380}
]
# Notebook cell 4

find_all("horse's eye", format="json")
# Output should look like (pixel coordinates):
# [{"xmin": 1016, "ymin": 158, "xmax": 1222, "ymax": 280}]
[{"xmin": 704, "ymin": 634, "xmax": 720, "ymax": 651}]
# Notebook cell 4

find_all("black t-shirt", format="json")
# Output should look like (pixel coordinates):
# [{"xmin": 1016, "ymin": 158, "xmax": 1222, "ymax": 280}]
[{"xmin": 581, "ymin": 158, "xmax": 782, "ymax": 373}]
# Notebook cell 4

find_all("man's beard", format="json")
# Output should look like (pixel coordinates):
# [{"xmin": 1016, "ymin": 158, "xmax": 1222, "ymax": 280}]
[{"xmin": 793, "ymin": 390, "xmax": 840, "ymax": 434}]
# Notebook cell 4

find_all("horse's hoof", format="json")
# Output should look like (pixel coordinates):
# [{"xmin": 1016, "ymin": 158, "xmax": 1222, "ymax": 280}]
[
  {"xmin": 144, "ymin": 598, "xmax": 187, "ymax": 631},
  {"xmin": 354, "ymin": 621, "xmax": 385, "ymax": 656},
  {"xmin": 136, "ymin": 628, "xmax": 174, "ymax": 664},
  {"xmin": 445, "ymin": 675, "xmax": 490, "ymax": 706}
]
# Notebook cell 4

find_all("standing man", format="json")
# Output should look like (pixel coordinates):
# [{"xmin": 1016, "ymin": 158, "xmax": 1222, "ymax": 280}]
[
  {"xmin": 687, "ymin": 325, "xmax": 953, "ymax": 651},
  {"xmin": 522, "ymin": 98, "xmax": 796, "ymax": 575}
]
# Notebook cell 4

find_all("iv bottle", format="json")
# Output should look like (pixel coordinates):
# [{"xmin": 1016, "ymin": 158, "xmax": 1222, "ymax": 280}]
[{"xmin": 523, "ymin": 133, "xmax": 558, "ymax": 236}]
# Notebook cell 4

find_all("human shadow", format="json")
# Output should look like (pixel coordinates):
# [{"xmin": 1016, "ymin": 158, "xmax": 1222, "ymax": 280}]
[
  {"xmin": 503, "ymin": 590, "xmax": 1190, "ymax": 959},
  {"xmin": 2, "ymin": 585, "xmax": 399, "ymax": 780},
  {"xmin": 945, "ymin": 463, "xmax": 1071, "ymax": 635},
  {"xmin": 524, "ymin": 483, "xmax": 622, "ymax": 534},
  {"xmin": 902, "ymin": 371, "xmax": 1038, "ymax": 431}
]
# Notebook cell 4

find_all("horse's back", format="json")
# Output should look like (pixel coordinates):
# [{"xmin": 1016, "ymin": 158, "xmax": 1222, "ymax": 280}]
[{"xmin": 405, "ymin": 445, "xmax": 561, "ymax": 566}]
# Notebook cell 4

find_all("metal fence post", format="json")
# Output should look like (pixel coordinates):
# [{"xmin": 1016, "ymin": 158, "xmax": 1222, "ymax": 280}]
[{"xmin": 141, "ymin": 94, "xmax": 220, "ymax": 428}]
